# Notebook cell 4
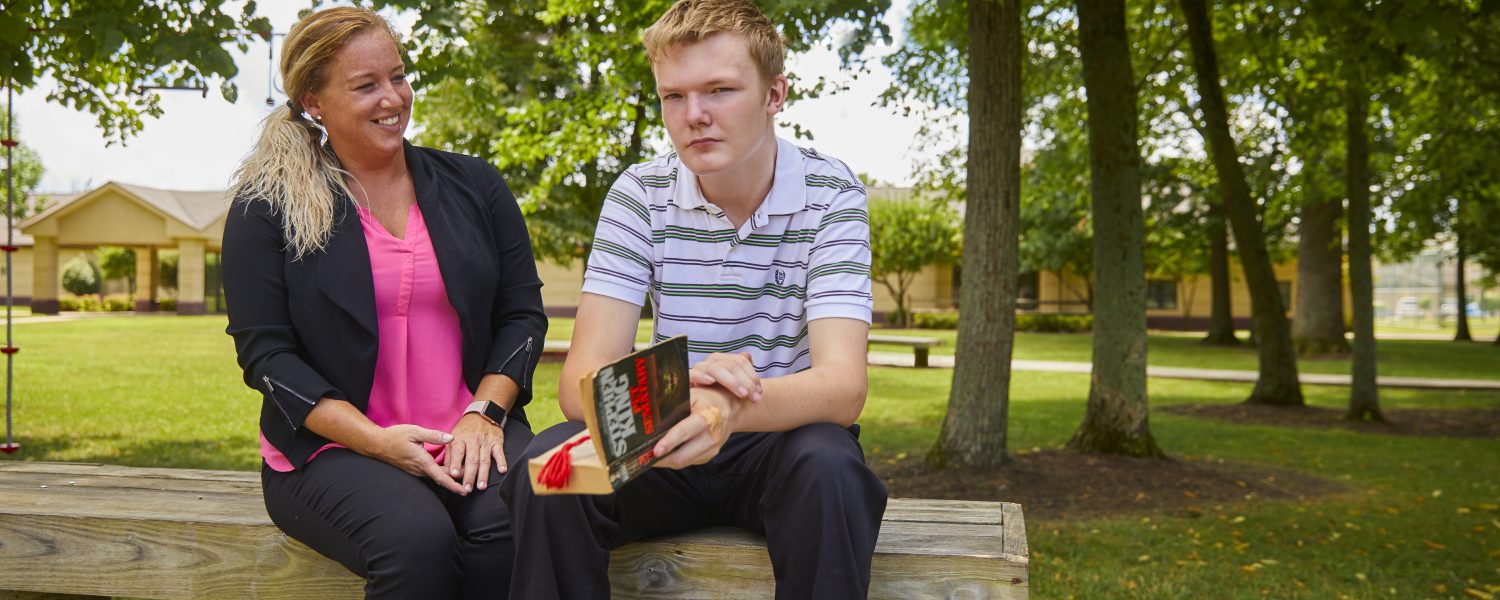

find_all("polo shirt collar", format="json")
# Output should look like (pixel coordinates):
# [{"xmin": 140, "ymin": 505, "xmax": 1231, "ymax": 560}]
[{"xmin": 671, "ymin": 136, "xmax": 808, "ymax": 216}]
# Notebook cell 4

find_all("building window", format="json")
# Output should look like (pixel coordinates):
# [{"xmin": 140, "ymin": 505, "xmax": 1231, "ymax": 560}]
[
  {"xmin": 1017, "ymin": 271, "xmax": 1039, "ymax": 310},
  {"xmin": 1146, "ymin": 279, "xmax": 1178, "ymax": 310},
  {"xmin": 1278, "ymin": 281, "xmax": 1292, "ymax": 311}
]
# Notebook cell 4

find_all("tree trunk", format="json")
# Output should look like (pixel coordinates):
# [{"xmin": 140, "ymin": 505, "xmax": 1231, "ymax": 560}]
[
  {"xmin": 1066, "ymin": 0, "xmax": 1163, "ymax": 458},
  {"xmin": 1454, "ymin": 229, "xmax": 1473, "ymax": 341},
  {"xmin": 1203, "ymin": 200, "xmax": 1239, "ymax": 345},
  {"xmin": 1344, "ymin": 61, "xmax": 1382, "ymax": 422},
  {"xmin": 1180, "ymin": 0, "xmax": 1304, "ymax": 406},
  {"xmin": 934, "ymin": 0, "xmax": 1022, "ymax": 469},
  {"xmin": 1293, "ymin": 180, "xmax": 1349, "ymax": 357}
]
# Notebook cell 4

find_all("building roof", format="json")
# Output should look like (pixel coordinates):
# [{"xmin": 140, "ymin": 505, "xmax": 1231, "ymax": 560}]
[{"xmin": 20, "ymin": 182, "xmax": 230, "ymax": 232}]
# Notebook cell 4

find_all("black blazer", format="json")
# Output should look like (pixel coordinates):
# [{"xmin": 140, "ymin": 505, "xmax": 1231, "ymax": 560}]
[{"xmin": 222, "ymin": 142, "xmax": 547, "ymax": 469}]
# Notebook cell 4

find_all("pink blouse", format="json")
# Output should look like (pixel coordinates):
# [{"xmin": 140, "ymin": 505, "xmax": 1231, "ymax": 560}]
[{"xmin": 261, "ymin": 202, "xmax": 474, "ymax": 471}]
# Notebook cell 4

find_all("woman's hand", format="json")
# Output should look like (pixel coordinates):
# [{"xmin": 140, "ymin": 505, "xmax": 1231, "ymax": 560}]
[
  {"xmin": 446, "ymin": 413, "xmax": 506, "ymax": 492},
  {"xmin": 689, "ymin": 352, "xmax": 762, "ymax": 402},
  {"xmin": 370, "ymin": 424, "xmax": 466, "ymax": 494}
]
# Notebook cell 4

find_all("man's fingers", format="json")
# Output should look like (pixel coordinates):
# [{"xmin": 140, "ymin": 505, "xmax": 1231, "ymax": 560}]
[
  {"xmin": 654, "ymin": 415, "xmax": 706, "ymax": 458},
  {"xmin": 658, "ymin": 433, "xmax": 716, "ymax": 469},
  {"xmin": 710, "ymin": 366, "xmax": 751, "ymax": 398},
  {"xmin": 690, "ymin": 370, "xmax": 717, "ymax": 386}
]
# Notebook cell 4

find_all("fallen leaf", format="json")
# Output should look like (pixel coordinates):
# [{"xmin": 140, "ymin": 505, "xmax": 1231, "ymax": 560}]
[
  {"xmin": 1356, "ymin": 573, "xmax": 1367, "ymax": 582},
  {"xmin": 1423, "ymin": 540, "xmax": 1446, "ymax": 550},
  {"xmin": 1464, "ymin": 588, "xmax": 1492, "ymax": 600}
]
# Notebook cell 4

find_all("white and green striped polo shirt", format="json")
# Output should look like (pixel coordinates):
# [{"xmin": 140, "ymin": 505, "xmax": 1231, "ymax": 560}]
[{"xmin": 582, "ymin": 136, "xmax": 872, "ymax": 377}]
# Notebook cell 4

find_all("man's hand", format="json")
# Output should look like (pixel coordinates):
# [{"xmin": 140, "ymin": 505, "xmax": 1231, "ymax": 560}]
[
  {"xmin": 652, "ymin": 387, "xmax": 737, "ymax": 469},
  {"xmin": 690, "ymin": 352, "xmax": 762, "ymax": 402},
  {"xmin": 368, "ymin": 424, "xmax": 466, "ymax": 495},
  {"xmin": 446, "ymin": 413, "xmax": 507, "ymax": 492}
]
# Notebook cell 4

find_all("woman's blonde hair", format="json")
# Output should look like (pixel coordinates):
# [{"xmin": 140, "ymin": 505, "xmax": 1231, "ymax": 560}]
[
  {"xmin": 641, "ymin": 0, "xmax": 785, "ymax": 82},
  {"xmin": 229, "ymin": 6, "xmax": 401, "ymax": 258}
]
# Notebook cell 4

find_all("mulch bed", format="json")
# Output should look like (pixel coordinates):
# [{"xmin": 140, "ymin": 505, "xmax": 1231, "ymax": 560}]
[
  {"xmin": 1160, "ymin": 403, "xmax": 1500, "ymax": 438},
  {"xmin": 874, "ymin": 450, "xmax": 1345, "ymax": 521}
]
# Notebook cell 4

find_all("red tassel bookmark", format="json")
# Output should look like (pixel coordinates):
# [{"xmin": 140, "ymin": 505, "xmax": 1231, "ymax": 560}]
[{"xmin": 537, "ymin": 435, "xmax": 591, "ymax": 490}]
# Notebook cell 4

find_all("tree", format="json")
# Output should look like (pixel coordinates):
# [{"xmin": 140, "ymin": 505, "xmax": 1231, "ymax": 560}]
[
  {"xmin": 1179, "ymin": 0, "xmax": 1304, "ymax": 406},
  {"xmin": 158, "ymin": 251, "xmax": 178, "ymax": 294},
  {"xmin": 869, "ymin": 197, "xmax": 960, "ymax": 327},
  {"xmin": 934, "ymin": 0, "xmax": 1023, "ymax": 469},
  {"xmin": 1232, "ymin": 0, "xmax": 1350, "ymax": 358},
  {"xmin": 1203, "ymin": 200, "xmax": 1239, "ymax": 344},
  {"xmin": 96, "ymin": 246, "xmax": 137, "ymax": 295},
  {"xmin": 1, "ymin": 112, "xmax": 47, "ymax": 220},
  {"xmin": 60, "ymin": 257, "xmax": 99, "ymax": 296},
  {"xmin": 1065, "ymin": 0, "xmax": 1163, "ymax": 457},
  {"xmin": 1, "ymin": 2, "xmax": 269, "ymax": 143},
  {"xmin": 374, "ymin": 0, "xmax": 890, "ymax": 266},
  {"xmin": 1343, "ymin": 44, "xmax": 1381, "ymax": 421}
]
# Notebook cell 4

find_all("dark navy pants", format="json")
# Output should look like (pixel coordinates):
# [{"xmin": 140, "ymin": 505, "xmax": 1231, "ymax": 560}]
[
  {"xmin": 501, "ymin": 420, "xmax": 888, "ymax": 600},
  {"xmin": 261, "ymin": 417, "xmax": 533, "ymax": 600}
]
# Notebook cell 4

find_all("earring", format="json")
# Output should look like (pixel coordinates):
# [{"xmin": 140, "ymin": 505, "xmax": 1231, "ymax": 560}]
[{"xmin": 302, "ymin": 112, "xmax": 329, "ymax": 147}]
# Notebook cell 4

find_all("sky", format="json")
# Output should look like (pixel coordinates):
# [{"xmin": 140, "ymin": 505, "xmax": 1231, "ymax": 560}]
[{"xmin": 12, "ymin": 0, "xmax": 938, "ymax": 195}]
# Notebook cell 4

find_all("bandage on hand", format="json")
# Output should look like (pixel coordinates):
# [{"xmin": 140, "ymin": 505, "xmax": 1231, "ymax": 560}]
[{"xmin": 699, "ymin": 404, "xmax": 724, "ymax": 437}]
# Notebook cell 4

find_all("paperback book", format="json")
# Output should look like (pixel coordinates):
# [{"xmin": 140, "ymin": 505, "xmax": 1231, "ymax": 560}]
[{"xmin": 528, "ymin": 336, "xmax": 692, "ymax": 494}]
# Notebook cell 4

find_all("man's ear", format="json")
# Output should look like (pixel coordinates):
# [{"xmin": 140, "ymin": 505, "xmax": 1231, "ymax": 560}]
[{"xmin": 764, "ymin": 74, "xmax": 789, "ymax": 116}]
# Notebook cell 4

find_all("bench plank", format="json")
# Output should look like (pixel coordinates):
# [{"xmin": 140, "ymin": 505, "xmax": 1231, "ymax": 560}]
[{"xmin": 0, "ymin": 462, "xmax": 1027, "ymax": 599}]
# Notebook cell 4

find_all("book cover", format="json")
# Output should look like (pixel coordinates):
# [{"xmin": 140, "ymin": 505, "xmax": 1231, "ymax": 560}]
[{"xmin": 528, "ymin": 335, "xmax": 692, "ymax": 494}]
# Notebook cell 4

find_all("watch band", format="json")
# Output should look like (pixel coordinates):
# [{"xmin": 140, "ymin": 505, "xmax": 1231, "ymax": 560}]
[{"xmin": 464, "ymin": 399, "xmax": 508, "ymax": 429}]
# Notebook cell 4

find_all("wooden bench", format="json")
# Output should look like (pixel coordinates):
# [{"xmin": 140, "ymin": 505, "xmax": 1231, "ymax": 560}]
[
  {"xmin": 0, "ymin": 461, "xmax": 1028, "ymax": 599},
  {"xmin": 867, "ymin": 334, "xmax": 946, "ymax": 367}
]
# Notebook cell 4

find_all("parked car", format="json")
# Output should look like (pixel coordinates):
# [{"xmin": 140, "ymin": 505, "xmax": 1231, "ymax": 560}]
[{"xmin": 1394, "ymin": 297, "xmax": 1423, "ymax": 319}]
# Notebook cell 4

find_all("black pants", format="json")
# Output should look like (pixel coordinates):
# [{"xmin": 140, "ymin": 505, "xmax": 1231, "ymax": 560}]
[
  {"xmin": 500, "ymin": 420, "xmax": 888, "ymax": 600},
  {"xmin": 262, "ymin": 417, "xmax": 533, "ymax": 600}
]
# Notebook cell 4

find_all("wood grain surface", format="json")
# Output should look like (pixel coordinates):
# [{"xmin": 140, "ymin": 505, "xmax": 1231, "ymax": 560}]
[{"xmin": 0, "ymin": 462, "xmax": 1028, "ymax": 599}]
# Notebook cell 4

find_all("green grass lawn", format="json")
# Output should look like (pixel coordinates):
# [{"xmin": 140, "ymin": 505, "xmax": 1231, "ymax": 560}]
[
  {"xmin": 861, "ymin": 326, "xmax": 1500, "ymax": 381},
  {"xmin": 2, "ymin": 315, "xmax": 1496, "ymax": 598},
  {"xmin": 1376, "ymin": 316, "xmax": 1500, "ymax": 336}
]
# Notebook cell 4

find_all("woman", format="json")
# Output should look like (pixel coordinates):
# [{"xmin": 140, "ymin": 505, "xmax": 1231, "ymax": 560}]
[{"xmin": 221, "ymin": 7, "xmax": 545, "ymax": 599}]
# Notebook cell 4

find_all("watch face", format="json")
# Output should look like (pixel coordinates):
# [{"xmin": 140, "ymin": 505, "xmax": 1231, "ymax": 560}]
[{"xmin": 484, "ymin": 401, "xmax": 508, "ymax": 424}]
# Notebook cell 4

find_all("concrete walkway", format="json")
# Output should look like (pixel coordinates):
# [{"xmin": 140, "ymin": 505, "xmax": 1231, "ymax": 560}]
[{"xmin": 866, "ymin": 351, "xmax": 1500, "ymax": 391}]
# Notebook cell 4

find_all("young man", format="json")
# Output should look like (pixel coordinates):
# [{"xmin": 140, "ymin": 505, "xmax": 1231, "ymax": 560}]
[{"xmin": 501, "ymin": 0, "xmax": 886, "ymax": 597}]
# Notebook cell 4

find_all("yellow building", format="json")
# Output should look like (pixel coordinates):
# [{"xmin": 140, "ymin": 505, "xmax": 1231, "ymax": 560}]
[
  {"xmin": 11, "ymin": 182, "xmax": 224, "ymax": 314},
  {"xmin": 0, "ymin": 182, "xmax": 1294, "ymax": 328}
]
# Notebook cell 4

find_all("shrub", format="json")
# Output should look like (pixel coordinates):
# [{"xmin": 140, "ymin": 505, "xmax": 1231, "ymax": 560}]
[
  {"xmin": 912, "ymin": 310, "xmax": 960, "ymax": 329},
  {"xmin": 97, "ymin": 246, "xmax": 137, "ymax": 291},
  {"xmin": 157, "ymin": 297, "xmax": 177, "ymax": 311},
  {"xmin": 1016, "ymin": 313, "xmax": 1093, "ymax": 333},
  {"xmin": 59, "ymin": 294, "xmax": 104, "ymax": 311},
  {"xmin": 102, "ymin": 294, "xmax": 134, "ymax": 312},
  {"xmin": 61, "ymin": 258, "xmax": 101, "ymax": 296},
  {"xmin": 906, "ymin": 311, "xmax": 1092, "ymax": 332},
  {"xmin": 159, "ymin": 252, "xmax": 179, "ymax": 292}
]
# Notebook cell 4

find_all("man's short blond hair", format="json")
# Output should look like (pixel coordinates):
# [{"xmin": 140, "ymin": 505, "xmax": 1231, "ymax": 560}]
[{"xmin": 642, "ymin": 0, "xmax": 786, "ymax": 82}]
